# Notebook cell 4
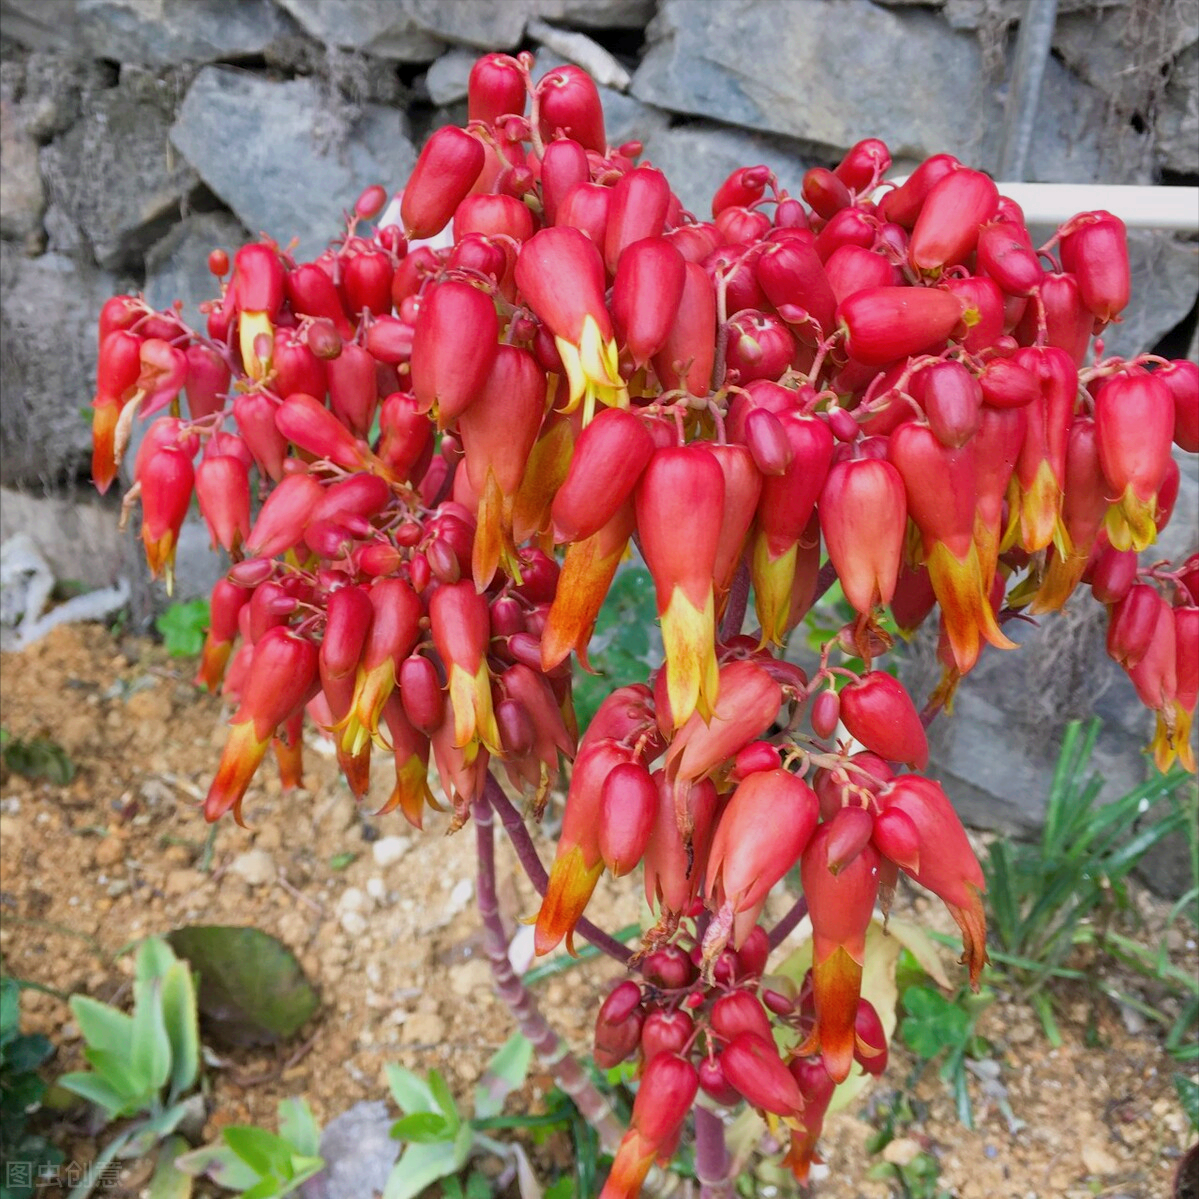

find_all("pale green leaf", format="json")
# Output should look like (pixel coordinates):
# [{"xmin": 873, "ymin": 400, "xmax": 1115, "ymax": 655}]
[
  {"xmin": 277, "ymin": 1097, "xmax": 321, "ymax": 1158},
  {"xmin": 69, "ymin": 995, "xmax": 133, "ymax": 1059}
]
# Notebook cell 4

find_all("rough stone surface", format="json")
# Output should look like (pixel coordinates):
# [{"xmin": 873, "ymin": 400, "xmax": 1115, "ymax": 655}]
[
  {"xmin": 403, "ymin": 0, "xmax": 529, "ymax": 50},
  {"xmin": 144, "ymin": 210, "xmax": 249, "ymax": 332},
  {"xmin": 0, "ymin": 488, "xmax": 124, "ymax": 588},
  {"xmin": 638, "ymin": 121, "xmax": 813, "ymax": 218},
  {"xmin": 20, "ymin": 52, "xmax": 113, "ymax": 141},
  {"xmin": 171, "ymin": 67, "xmax": 416, "ymax": 262},
  {"xmin": 528, "ymin": 18, "xmax": 633, "ymax": 91},
  {"xmin": 273, "ymin": 0, "xmax": 446, "ymax": 60},
  {"xmin": 40, "ymin": 68, "xmax": 198, "ymax": 270},
  {"xmin": 1098, "ymin": 232, "xmax": 1199, "ymax": 362},
  {"xmin": 532, "ymin": 0, "xmax": 655, "ymax": 25},
  {"xmin": 1158, "ymin": 42, "xmax": 1199, "ymax": 175},
  {"xmin": 0, "ymin": 100, "xmax": 43, "ymax": 241},
  {"xmin": 0, "ymin": 242, "xmax": 118, "ymax": 486},
  {"xmin": 632, "ymin": 0, "xmax": 1149, "ymax": 179},
  {"xmin": 423, "ymin": 46, "xmax": 476, "ymax": 107},
  {"xmin": 302, "ymin": 1101, "xmax": 398, "ymax": 1199}
]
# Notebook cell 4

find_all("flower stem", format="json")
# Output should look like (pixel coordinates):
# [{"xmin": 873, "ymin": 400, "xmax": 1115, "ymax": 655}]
[
  {"xmin": 694, "ymin": 1105, "xmax": 736, "ymax": 1197},
  {"xmin": 766, "ymin": 895, "xmax": 809, "ymax": 951},
  {"xmin": 472, "ymin": 786, "xmax": 626, "ymax": 1154}
]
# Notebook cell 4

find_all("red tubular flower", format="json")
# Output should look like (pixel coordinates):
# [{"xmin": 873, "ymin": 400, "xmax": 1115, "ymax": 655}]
[
  {"xmin": 878, "ymin": 153, "xmax": 960, "ymax": 227},
  {"xmin": 1158, "ymin": 605, "xmax": 1197, "ymax": 773},
  {"xmin": 457, "ymin": 344, "xmax": 547, "ymax": 589},
  {"xmin": 1058, "ymin": 210, "xmax": 1130, "ymax": 324},
  {"xmin": 756, "ymin": 234, "xmax": 837, "ymax": 342},
  {"xmin": 708, "ymin": 443, "xmax": 763, "ymax": 603},
  {"xmin": 275, "ymin": 391, "xmax": 374, "ymax": 472},
  {"xmin": 377, "ymin": 391, "xmax": 434, "ymax": 483},
  {"xmin": 286, "ymin": 262, "xmax": 353, "ymax": 338},
  {"xmin": 636, "ymin": 445, "xmax": 724, "ymax": 727},
  {"xmin": 712, "ymin": 164, "xmax": 772, "ymax": 215},
  {"xmin": 1032, "ymin": 418, "xmax": 1111, "ymax": 613},
  {"xmin": 594, "ymin": 981, "xmax": 645, "ymax": 1070},
  {"xmin": 598, "ymin": 1054, "xmax": 698, "ymax": 1199},
  {"xmin": 652, "ymin": 259, "xmax": 717, "ymax": 397},
  {"xmin": 599, "ymin": 761, "xmax": 658, "ymax": 877},
  {"xmin": 429, "ymin": 580, "xmax": 500, "ymax": 762},
  {"xmin": 611, "ymin": 237, "xmax": 687, "ymax": 369},
  {"xmin": 138, "ymin": 443, "xmax": 195, "ymax": 588},
  {"xmin": 430, "ymin": 716, "xmax": 490, "ymax": 824},
  {"xmin": 665, "ymin": 659, "xmax": 783, "ymax": 792},
  {"xmin": 1094, "ymin": 372, "xmax": 1174, "ymax": 554},
  {"xmin": 555, "ymin": 180, "xmax": 612, "ymax": 246},
  {"xmin": 720, "ymin": 1032, "xmax": 805, "ymax": 1118},
  {"xmin": 537, "ymin": 65, "xmax": 606, "ymax": 154},
  {"xmin": 536, "ymin": 739, "xmax": 635, "ymax": 955},
  {"xmin": 798, "ymin": 827, "xmax": 880, "ymax": 1082},
  {"xmin": 839, "ymin": 672, "xmax": 929, "ymax": 769},
  {"xmin": 1158, "ymin": 359, "xmax": 1198, "ymax": 452},
  {"xmin": 196, "ymin": 577, "xmax": 250, "ymax": 692},
  {"xmin": 710, "ymin": 991, "xmax": 774, "ymax": 1044},
  {"xmin": 976, "ymin": 219, "xmax": 1043, "ymax": 296},
  {"xmin": 908, "ymin": 168, "xmax": 999, "ymax": 273},
  {"xmin": 540, "ymin": 138, "xmax": 590, "ymax": 226},
  {"xmin": 889, "ymin": 422, "xmax": 1015, "ymax": 674},
  {"xmin": 752, "ymin": 414, "xmax": 833, "ymax": 646},
  {"xmin": 230, "ymin": 243, "xmax": 285, "ymax": 382},
  {"xmin": 644, "ymin": 772, "xmax": 718, "ymax": 920},
  {"xmin": 913, "ymin": 360, "xmax": 982, "ymax": 448},
  {"xmin": 195, "ymin": 454, "xmax": 251, "ymax": 555},
  {"xmin": 705, "ymin": 768, "xmax": 819, "ymax": 949},
  {"xmin": 874, "ymin": 775, "xmax": 988, "ymax": 985},
  {"xmin": 499, "ymin": 662, "xmax": 575, "ymax": 808},
  {"xmin": 541, "ymin": 498, "xmax": 635, "ymax": 672},
  {"xmin": 783, "ymin": 1056, "xmax": 837, "ymax": 1183},
  {"xmin": 90, "ymin": 330, "xmax": 146, "ymax": 492},
  {"xmin": 818, "ymin": 458, "xmax": 906, "ymax": 616},
  {"xmin": 604, "ymin": 166, "xmax": 671, "ymax": 274},
  {"xmin": 245, "ymin": 473, "xmax": 324, "ymax": 559},
  {"xmin": 410, "ymin": 280, "xmax": 500, "ymax": 429},
  {"xmin": 232, "ymin": 390, "xmax": 289, "ymax": 482},
  {"xmin": 376, "ymin": 695, "xmax": 435, "ymax": 828},
  {"xmin": 401, "ymin": 126, "xmax": 485, "ymax": 240},
  {"xmin": 205, "ymin": 626, "xmax": 319, "ymax": 824},
  {"xmin": 972, "ymin": 404, "xmax": 1027, "ymax": 590},
  {"xmin": 1019, "ymin": 272, "xmax": 1092, "ymax": 366},
  {"xmin": 515, "ymin": 225, "xmax": 625, "ymax": 419},
  {"xmin": 838, "ymin": 286, "xmax": 965, "ymax": 366},
  {"xmin": 467, "ymin": 53, "xmax": 525, "ymax": 125},
  {"xmin": 551, "ymin": 408, "xmax": 656, "ymax": 544}
]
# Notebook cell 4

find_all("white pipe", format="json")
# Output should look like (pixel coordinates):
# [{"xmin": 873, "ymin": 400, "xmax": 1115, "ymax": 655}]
[{"xmin": 883, "ymin": 179, "xmax": 1199, "ymax": 232}]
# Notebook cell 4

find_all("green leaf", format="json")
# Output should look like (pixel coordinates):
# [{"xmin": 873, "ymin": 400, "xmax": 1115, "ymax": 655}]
[
  {"xmin": 2, "ymin": 736, "xmax": 75, "ymax": 785},
  {"xmin": 386, "ymin": 1064, "xmax": 438, "ymax": 1114},
  {"xmin": 131, "ymin": 977, "xmax": 173, "ymax": 1096},
  {"xmin": 1175, "ymin": 1072, "xmax": 1199, "ymax": 1132},
  {"xmin": 328, "ymin": 852, "xmax": 356, "ymax": 871},
  {"xmin": 899, "ymin": 985, "xmax": 970, "ymax": 1061},
  {"xmin": 166, "ymin": 926, "xmax": 319, "ymax": 1046},
  {"xmin": 69, "ymin": 995, "xmax": 134, "ymax": 1059},
  {"xmin": 146, "ymin": 1135, "xmax": 193, "ymax": 1199},
  {"xmin": 223, "ymin": 1126, "xmax": 290, "ymax": 1176},
  {"xmin": 56, "ymin": 1070, "xmax": 131, "ymax": 1120},
  {"xmin": 174, "ymin": 1143, "xmax": 262, "ymax": 1190},
  {"xmin": 277, "ymin": 1097, "xmax": 321, "ymax": 1159},
  {"xmin": 475, "ymin": 1034, "xmax": 534, "ymax": 1120},
  {"xmin": 425, "ymin": 1070, "xmax": 460, "ymax": 1131},
  {"xmin": 135, "ymin": 937, "xmax": 179, "ymax": 985},
  {"xmin": 3, "ymin": 1031, "xmax": 53, "ymax": 1075},
  {"xmin": 155, "ymin": 600, "xmax": 210, "ymax": 658},
  {"xmin": 0, "ymin": 976, "xmax": 19, "ymax": 1044},
  {"xmin": 382, "ymin": 1129, "xmax": 473, "ymax": 1199},
  {"xmin": 82, "ymin": 1045, "xmax": 152, "ymax": 1104},
  {"xmin": 160, "ymin": 962, "xmax": 200, "ymax": 1100},
  {"xmin": 390, "ymin": 1112, "xmax": 452, "ymax": 1143}
]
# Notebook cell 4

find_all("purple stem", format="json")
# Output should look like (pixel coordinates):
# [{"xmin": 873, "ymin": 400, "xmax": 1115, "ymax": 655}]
[
  {"xmin": 484, "ymin": 777, "xmax": 634, "ymax": 966},
  {"xmin": 694, "ymin": 1106, "xmax": 735, "ymax": 1197},
  {"xmin": 472, "ymin": 788, "xmax": 627, "ymax": 1155},
  {"xmin": 766, "ymin": 895, "xmax": 809, "ymax": 951}
]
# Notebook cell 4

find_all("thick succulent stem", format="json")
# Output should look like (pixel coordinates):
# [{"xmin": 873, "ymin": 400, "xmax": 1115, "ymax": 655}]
[
  {"xmin": 473, "ymin": 786, "xmax": 626, "ymax": 1153},
  {"xmin": 719, "ymin": 560, "xmax": 751, "ymax": 642},
  {"xmin": 766, "ymin": 894, "xmax": 809, "ymax": 951},
  {"xmin": 695, "ymin": 1105, "xmax": 736, "ymax": 1197}
]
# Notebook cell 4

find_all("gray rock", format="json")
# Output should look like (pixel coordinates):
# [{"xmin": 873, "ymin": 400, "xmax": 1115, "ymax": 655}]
[
  {"xmin": 76, "ymin": 0, "xmax": 297, "ymax": 65},
  {"xmin": 1156, "ymin": 447, "xmax": 1199, "ymax": 567},
  {"xmin": 299, "ymin": 1101, "xmax": 398, "ymax": 1199},
  {"xmin": 0, "ymin": 100, "xmax": 44, "ymax": 240},
  {"xmin": 1157, "ymin": 43, "xmax": 1199, "ymax": 176},
  {"xmin": 0, "ymin": 0, "xmax": 295, "ymax": 62},
  {"xmin": 144, "ymin": 211, "xmax": 249, "ymax": 333},
  {"xmin": 532, "ymin": 0, "xmax": 656, "ymax": 26},
  {"xmin": 528, "ymin": 18, "xmax": 633, "ymax": 91},
  {"xmin": 0, "ymin": 487, "xmax": 124, "ymax": 588},
  {"xmin": 639, "ymin": 121, "xmax": 813, "ymax": 219},
  {"xmin": 424, "ymin": 46, "xmax": 476, "ymax": 107},
  {"xmin": 0, "ymin": 242, "xmax": 117, "ymax": 487},
  {"xmin": 632, "ymin": 0, "xmax": 1148, "ymax": 179},
  {"xmin": 40, "ymin": 69, "xmax": 198, "ymax": 270},
  {"xmin": 273, "ymin": 0, "xmax": 445, "ymax": 60},
  {"xmin": 171, "ymin": 66, "xmax": 416, "ymax": 263},
  {"xmin": 1097, "ymin": 232, "xmax": 1199, "ymax": 362},
  {"xmin": 20, "ymin": 52, "xmax": 113, "ymax": 141},
  {"xmin": 403, "ymin": 0, "xmax": 528, "ymax": 50}
]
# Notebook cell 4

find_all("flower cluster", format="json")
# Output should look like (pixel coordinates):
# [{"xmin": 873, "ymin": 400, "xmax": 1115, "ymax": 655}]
[{"xmin": 90, "ymin": 50, "xmax": 1197, "ymax": 1194}]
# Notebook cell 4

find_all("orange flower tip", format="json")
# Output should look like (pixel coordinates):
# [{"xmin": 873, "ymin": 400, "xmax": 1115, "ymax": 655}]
[
  {"xmin": 534, "ymin": 847, "xmax": 603, "ymax": 957},
  {"xmin": 660, "ymin": 587, "xmax": 718, "ymax": 730}
]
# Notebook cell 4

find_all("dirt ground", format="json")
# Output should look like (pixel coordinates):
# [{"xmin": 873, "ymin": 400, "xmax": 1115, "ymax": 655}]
[{"xmin": 0, "ymin": 623, "xmax": 1195, "ymax": 1198}]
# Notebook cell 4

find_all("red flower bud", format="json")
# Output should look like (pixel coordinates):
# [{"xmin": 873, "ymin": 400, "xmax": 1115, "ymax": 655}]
[
  {"xmin": 652, "ymin": 260, "xmax": 717, "ymax": 396},
  {"xmin": 839, "ymin": 672, "xmax": 929, "ymax": 769},
  {"xmin": 720, "ymin": 1033, "xmax": 804, "ymax": 1117},
  {"xmin": 537, "ymin": 65, "xmax": 606, "ymax": 154},
  {"xmin": 837, "ymin": 286, "xmax": 965, "ymax": 366},
  {"xmin": 878, "ymin": 154, "xmax": 960, "ymax": 227},
  {"xmin": 401, "ymin": 126, "xmax": 485, "ymax": 240},
  {"xmin": 611, "ymin": 237, "xmax": 687, "ymax": 369},
  {"xmin": 604, "ymin": 166, "xmax": 671, "ymax": 274},
  {"xmin": 195, "ymin": 455, "xmax": 251, "ymax": 555},
  {"xmin": 909, "ymin": 168, "xmax": 998, "ymax": 272},
  {"xmin": 599, "ymin": 761, "xmax": 658, "ymax": 877},
  {"xmin": 1059, "ymin": 210, "xmax": 1130, "ymax": 323}
]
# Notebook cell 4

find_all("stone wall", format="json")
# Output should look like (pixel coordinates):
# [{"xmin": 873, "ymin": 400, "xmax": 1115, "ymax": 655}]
[{"xmin": 1, "ymin": 0, "xmax": 1196, "ymax": 873}]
